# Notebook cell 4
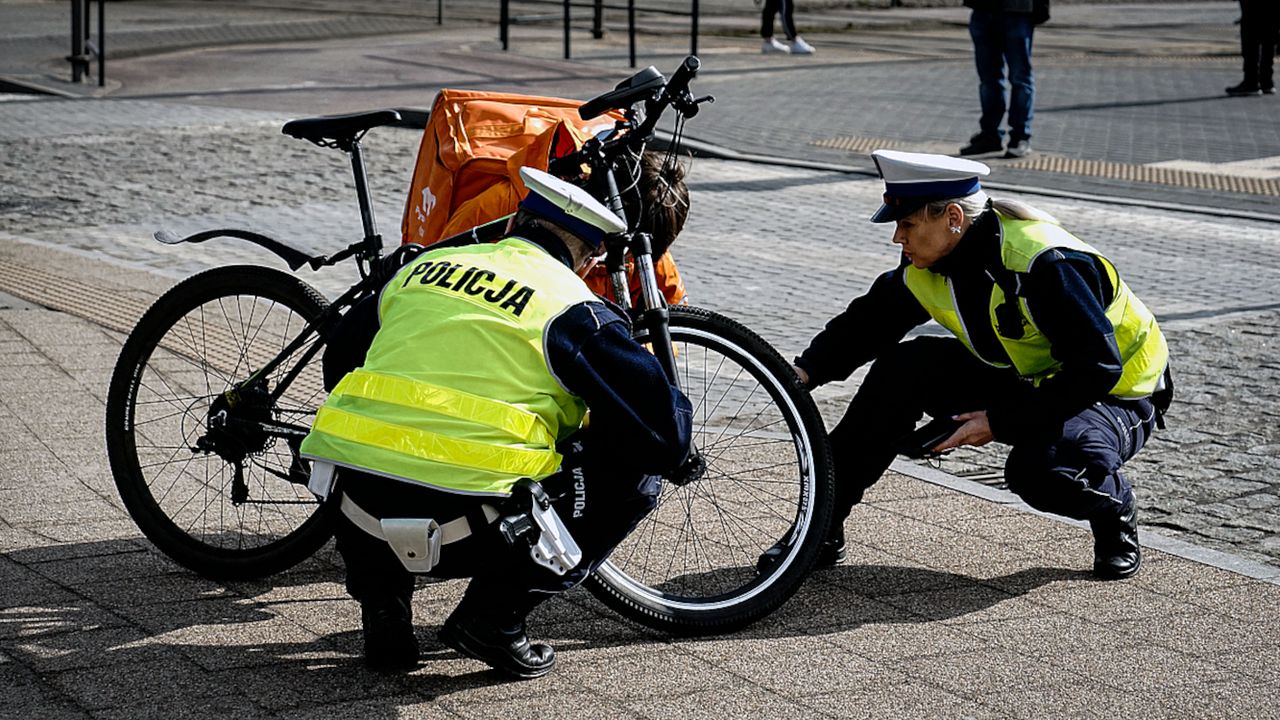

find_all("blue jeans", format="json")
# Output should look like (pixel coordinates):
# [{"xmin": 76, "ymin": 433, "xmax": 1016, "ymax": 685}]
[{"xmin": 969, "ymin": 9, "xmax": 1036, "ymax": 142}]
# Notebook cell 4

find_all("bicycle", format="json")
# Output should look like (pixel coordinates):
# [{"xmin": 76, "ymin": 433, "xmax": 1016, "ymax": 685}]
[{"xmin": 105, "ymin": 56, "xmax": 834, "ymax": 635}]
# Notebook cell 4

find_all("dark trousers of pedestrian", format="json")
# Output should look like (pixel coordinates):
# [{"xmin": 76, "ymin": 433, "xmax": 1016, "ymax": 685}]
[
  {"xmin": 969, "ymin": 9, "xmax": 1036, "ymax": 143},
  {"xmin": 826, "ymin": 336, "xmax": 1155, "ymax": 528},
  {"xmin": 761, "ymin": 0, "xmax": 797, "ymax": 41},
  {"xmin": 1238, "ymin": 0, "xmax": 1279, "ymax": 89},
  {"xmin": 334, "ymin": 430, "xmax": 661, "ymax": 621}
]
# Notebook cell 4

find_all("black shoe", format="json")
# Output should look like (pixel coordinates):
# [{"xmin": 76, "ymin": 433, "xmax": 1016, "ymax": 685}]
[
  {"xmin": 959, "ymin": 133, "xmax": 1003, "ymax": 156},
  {"xmin": 361, "ymin": 596, "xmax": 419, "ymax": 672},
  {"xmin": 1263, "ymin": 85, "xmax": 1277, "ymax": 95},
  {"xmin": 756, "ymin": 528, "xmax": 846, "ymax": 574},
  {"xmin": 439, "ymin": 611, "xmax": 555, "ymax": 679},
  {"xmin": 1090, "ymin": 502, "xmax": 1141, "ymax": 580},
  {"xmin": 1226, "ymin": 80, "xmax": 1262, "ymax": 96},
  {"xmin": 1003, "ymin": 138, "xmax": 1032, "ymax": 159}
]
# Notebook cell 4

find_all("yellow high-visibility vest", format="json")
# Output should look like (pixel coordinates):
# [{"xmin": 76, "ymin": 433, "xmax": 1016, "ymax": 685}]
[
  {"xmin": 300, "ymin": 237, "xmax": 597, "ymax": 496},
  {"xmin": 903, "ymin": 212, "xmax": 1168, "ymax": 397}
]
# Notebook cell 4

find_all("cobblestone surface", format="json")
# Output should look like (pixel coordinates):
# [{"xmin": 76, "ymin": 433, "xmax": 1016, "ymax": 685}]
[{"xmin": 1, "ymin": 102, "xmax": 1277, "ymax": 565}]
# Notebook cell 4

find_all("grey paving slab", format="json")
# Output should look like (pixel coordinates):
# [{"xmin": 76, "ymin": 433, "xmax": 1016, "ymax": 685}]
[{"xmin": 0, "ymin": 2, "xmax": 1278, "ymax": 717}]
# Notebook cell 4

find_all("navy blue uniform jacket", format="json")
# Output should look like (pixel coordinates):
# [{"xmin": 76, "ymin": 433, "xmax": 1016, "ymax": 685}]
[{"xmin": 794, "ymin": 210, "xmax": 1125, "ymax": 445}]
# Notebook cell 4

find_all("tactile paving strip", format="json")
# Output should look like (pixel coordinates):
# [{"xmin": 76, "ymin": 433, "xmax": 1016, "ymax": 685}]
[
  {"xmin": 0, "ymin": 261, "xmax": 324, "ymax": 403},
  {"xmin": 811, "ymin": 135, "xmax": 1280, "ymax": 196},
  {"xmin": 0, "ymin": 262, "xmax": 150, "ymax": 334},
  {"xmin": 1037, "ymin": 53, "xmax": 1238, "ymax": 67}
]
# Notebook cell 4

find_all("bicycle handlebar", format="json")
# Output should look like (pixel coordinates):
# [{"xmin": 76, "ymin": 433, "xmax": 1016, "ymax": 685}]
[{"xmin": 547, "ymin": 56, "xmax": 703, "ymax": 178}]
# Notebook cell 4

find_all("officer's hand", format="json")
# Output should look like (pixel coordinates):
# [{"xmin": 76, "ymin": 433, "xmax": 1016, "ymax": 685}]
[
  {"xmin": 792, "ymin": 365, "xmax": 810, "ymax": 388},
  {"xmin": 934, "ymin": 411, "xmax": 993, "ymax": 452}
]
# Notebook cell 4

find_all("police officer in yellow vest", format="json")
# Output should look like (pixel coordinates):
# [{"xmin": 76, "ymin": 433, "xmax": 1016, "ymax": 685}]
[
  {"xmin": 301, "ymin": 167, "xmax": 692, "ymax": 677},
  {"xmin": 782, "ymin": 150, "xmax": 1170, "ymax": 580}
]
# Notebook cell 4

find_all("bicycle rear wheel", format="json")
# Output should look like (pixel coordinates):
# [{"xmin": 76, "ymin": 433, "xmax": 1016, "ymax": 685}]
[
  {"xmin": 105, "ymin": 265, "xmax": 334, "ymax": 580},
  {"xmin": 586, "ymin": 306, "xmax": 834, "ymax": 634}
]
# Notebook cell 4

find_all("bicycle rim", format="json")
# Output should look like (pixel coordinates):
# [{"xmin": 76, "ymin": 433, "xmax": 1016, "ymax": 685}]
[
  {"xmin": 590, "ymin": 307, "xmax": 831, "ymax": 632},
  {"xmin": 108, "ymin": 266, "xmax": 332, "ymax": 577}
]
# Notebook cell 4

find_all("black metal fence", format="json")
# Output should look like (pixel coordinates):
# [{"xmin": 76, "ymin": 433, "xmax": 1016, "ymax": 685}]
[
  {"xmin": 499, "ymin": 0, "xmax": 700, "ymax": 68},
  {"xmin": 67, "ymin": 0, "xmax": 104, "ymax": 86}
]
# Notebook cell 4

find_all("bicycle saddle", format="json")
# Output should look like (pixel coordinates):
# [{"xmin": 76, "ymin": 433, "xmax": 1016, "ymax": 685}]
[{"xmin": 282, "ymin": 109, "xmax": 402, "ymax": 145}]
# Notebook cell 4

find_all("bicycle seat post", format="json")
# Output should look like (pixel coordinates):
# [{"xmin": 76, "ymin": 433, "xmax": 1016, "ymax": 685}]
[{"xmin": 347, "ymin": 140, "xmax": 379, "ymax": 243}]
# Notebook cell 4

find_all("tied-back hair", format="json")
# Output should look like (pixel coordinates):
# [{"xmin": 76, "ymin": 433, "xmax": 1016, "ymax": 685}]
[
  {"xmin": 922, "ymin": 191, "xmax": 1059, "ymax": 225},
  {"xmin": 623, "ymin": 151, "xmax": 690, "ymax": 258}
]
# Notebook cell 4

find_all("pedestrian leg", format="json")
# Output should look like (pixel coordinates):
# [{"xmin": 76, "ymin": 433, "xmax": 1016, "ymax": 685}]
[
  {"xmin": 969, "ymin": 9, "xmax": 1009, "ymax": 143},
  {"xmin": 1003, "ymin": 12, "xmax": 1036, "ymax": 146},
  {"xmin": 760, "ymin": 0, "xmax": 791, "ymax": 53}
]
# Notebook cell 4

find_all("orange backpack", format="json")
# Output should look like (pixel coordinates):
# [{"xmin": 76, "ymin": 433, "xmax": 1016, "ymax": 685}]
[{"xmin": 400, "ymin": 89, "xmax": 686, "ymax": 306}]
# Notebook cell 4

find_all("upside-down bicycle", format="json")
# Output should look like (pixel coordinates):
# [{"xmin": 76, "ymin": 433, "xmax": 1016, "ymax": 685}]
[{"xmin": 105, "ymin": 56, "xmax": 834, "ymax": 635}]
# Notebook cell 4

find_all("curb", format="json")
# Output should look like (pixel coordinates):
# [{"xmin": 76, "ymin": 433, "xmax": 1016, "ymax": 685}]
[
  {"xmin": 890, "ymin": 459, "xmax": 1280, "ymax": 586},
  {"xmin": 0, "ymin": 75, "xmax": 77, "ymax": 98}
]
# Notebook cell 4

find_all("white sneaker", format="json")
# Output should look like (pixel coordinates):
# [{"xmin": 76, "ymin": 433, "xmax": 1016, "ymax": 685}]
[
  {"xmin": 789, "ymin": 36, "xmax": 815, "ymax": 55},
  {"xmin": 762, "ymin": 37, "xmax": 791, "ymax": 54}
]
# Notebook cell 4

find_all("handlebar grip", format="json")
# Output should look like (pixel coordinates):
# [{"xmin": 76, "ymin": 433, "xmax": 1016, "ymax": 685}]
[{"xmin": 664, "ymin": 56, "xmax": 701, "ymax": 97}]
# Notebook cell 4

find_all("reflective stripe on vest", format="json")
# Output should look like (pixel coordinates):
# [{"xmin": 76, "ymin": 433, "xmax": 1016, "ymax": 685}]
[
  {"xmin": 311, "ymin": 406, "xmax": 561, "ymax": 478},
  {"xmin": 299, "ymin": 237, "xmax": 596, "ymax": 496},
  {"xmin": 332, "ymin": 369, "xmax": 555, "ymax": 447},
  {"xmin": 903, "ymin": 212, "xmax": 1168, "ymax": 398}
]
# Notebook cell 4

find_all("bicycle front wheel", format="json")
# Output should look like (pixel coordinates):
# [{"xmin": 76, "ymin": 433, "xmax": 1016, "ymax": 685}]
[
  {"xmin": 586, "ymin": 305, "xmax": 834, "ymax": 634},
  {"xmin": 105, "ymin": 265, "xmax": 334, "ymax": 580}
]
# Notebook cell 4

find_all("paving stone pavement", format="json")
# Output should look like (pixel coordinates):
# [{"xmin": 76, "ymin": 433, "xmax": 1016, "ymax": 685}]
[
  {"xmin": 2, "ymin": 2, "xmax": 1280, "ymax": 717},
  {"xmin": 0, "ymin": 290, "xmax": 1277, "ymax": 716},
  {"xmin": 2, "ymin": 95, "xmax": 1279, "ymax": 563}
]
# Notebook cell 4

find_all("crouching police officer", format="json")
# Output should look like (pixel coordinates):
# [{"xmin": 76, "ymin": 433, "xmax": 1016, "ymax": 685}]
[
  {"xmin": 780, "ymin": 150, "xmax": 1170, "ymax": 580},
  {"xmin": 301, "ymin": 167, "xmax": 692, "ymax": 677}
]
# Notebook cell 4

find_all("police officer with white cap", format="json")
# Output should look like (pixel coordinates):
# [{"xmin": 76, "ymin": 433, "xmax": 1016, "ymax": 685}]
[
  {"xmin": 302, "ymin": 167, "xmax": 692, "ymax": 677},
  {"xmin": 772, "ymin": 149, "xmax": 1171, "ymax": 581}
]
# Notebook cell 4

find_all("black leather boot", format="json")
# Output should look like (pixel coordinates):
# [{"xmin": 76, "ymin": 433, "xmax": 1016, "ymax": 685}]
[
  {"xmin": 439, "ymin": 609, "xmax": 555, "ymax": 679},
  {"xmin": 756, "ymin": 526, "xmax": 846, "ymax": 574},
  {"xmin": 1090, "ymin": 501, "xmax": 1141, "ymax": 580},
  {"xmin": 360, "ymin": 595, "xmax": 419, "ymax": 672}
]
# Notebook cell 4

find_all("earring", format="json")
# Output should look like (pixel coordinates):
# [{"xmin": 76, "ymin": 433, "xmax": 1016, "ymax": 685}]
[{"xmin": 950, "ymin": 226, "xmax": 961, "ymax": 235}]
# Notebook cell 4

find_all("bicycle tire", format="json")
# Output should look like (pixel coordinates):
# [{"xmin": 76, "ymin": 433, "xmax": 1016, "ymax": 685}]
[
  {"xmin": 586, "ymin": 305, "xmax": 834, "ymax": 634},
  {"xmin": 105, "ymin": 265, "xmax": 334, "ymax": 580}
]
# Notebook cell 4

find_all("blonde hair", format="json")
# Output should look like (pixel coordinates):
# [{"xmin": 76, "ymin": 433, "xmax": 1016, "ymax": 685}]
[{"xmin": 921, "ymin": 191, "xmax": 1059, "ymax": 225}]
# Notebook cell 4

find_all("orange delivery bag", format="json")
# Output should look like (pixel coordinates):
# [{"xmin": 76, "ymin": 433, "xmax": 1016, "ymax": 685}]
[{"xmin": 400, "ymin": 88, "xmax": 686, "ymax": 306}]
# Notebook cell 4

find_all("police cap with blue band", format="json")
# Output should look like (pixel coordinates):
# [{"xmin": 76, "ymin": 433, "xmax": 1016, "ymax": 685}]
[
  {"xmin": 518, "ymin": 166, "xmax": 626, "ymax": 248},
  {"xmin": 869, "ymin": 150, "xmax": 991, "ymax": 223}
]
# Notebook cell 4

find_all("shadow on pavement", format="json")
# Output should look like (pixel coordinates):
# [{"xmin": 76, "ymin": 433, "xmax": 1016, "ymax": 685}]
[
  {"xmin": 640, "ymin": 564, "xmax": 1090, "ymax": 643},
  {"xmin": 1038, "ymin": 94, "xmax": 1231, "ymax": 113},
  {"xmin": 1, "ymin": 538, "xmax": 543, "ymax": 710},
  {"xmin": 3, "ymin": 537, "xmax": 1088, "ymax": 710}
]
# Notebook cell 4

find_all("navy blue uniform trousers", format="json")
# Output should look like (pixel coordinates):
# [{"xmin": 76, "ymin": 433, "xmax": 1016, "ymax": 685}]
[
  {"xmin": 334, "ymin": 434, "xmax": 660, "ymax": 617},
  {"xmin": 829, "ymin": 336, "xmax": 1156, "ymax": 524}
]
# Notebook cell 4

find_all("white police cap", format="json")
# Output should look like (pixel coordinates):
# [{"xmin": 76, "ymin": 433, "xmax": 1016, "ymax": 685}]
[
  {"xmin": 869, "ymin": 150, "xmax": 991, "ymax": 223},
  {"xmin": 518, "ymin": 166, "xmax": 626, "ymax": 247}
]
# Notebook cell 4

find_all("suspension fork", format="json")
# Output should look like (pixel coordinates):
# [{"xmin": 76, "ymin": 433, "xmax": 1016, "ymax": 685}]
[
  {"xmin": 631, "ymin": 233, "xmax": 680, "ymax": 388},
  {"xmin": 594, "ymin": 162, "xmax": 681, "ymax": 389}
]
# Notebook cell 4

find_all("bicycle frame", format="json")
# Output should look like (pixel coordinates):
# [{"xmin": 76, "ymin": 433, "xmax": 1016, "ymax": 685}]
[{"xmin": 160, "ymin": 57, "xmax": 704, "ymax": 451}]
